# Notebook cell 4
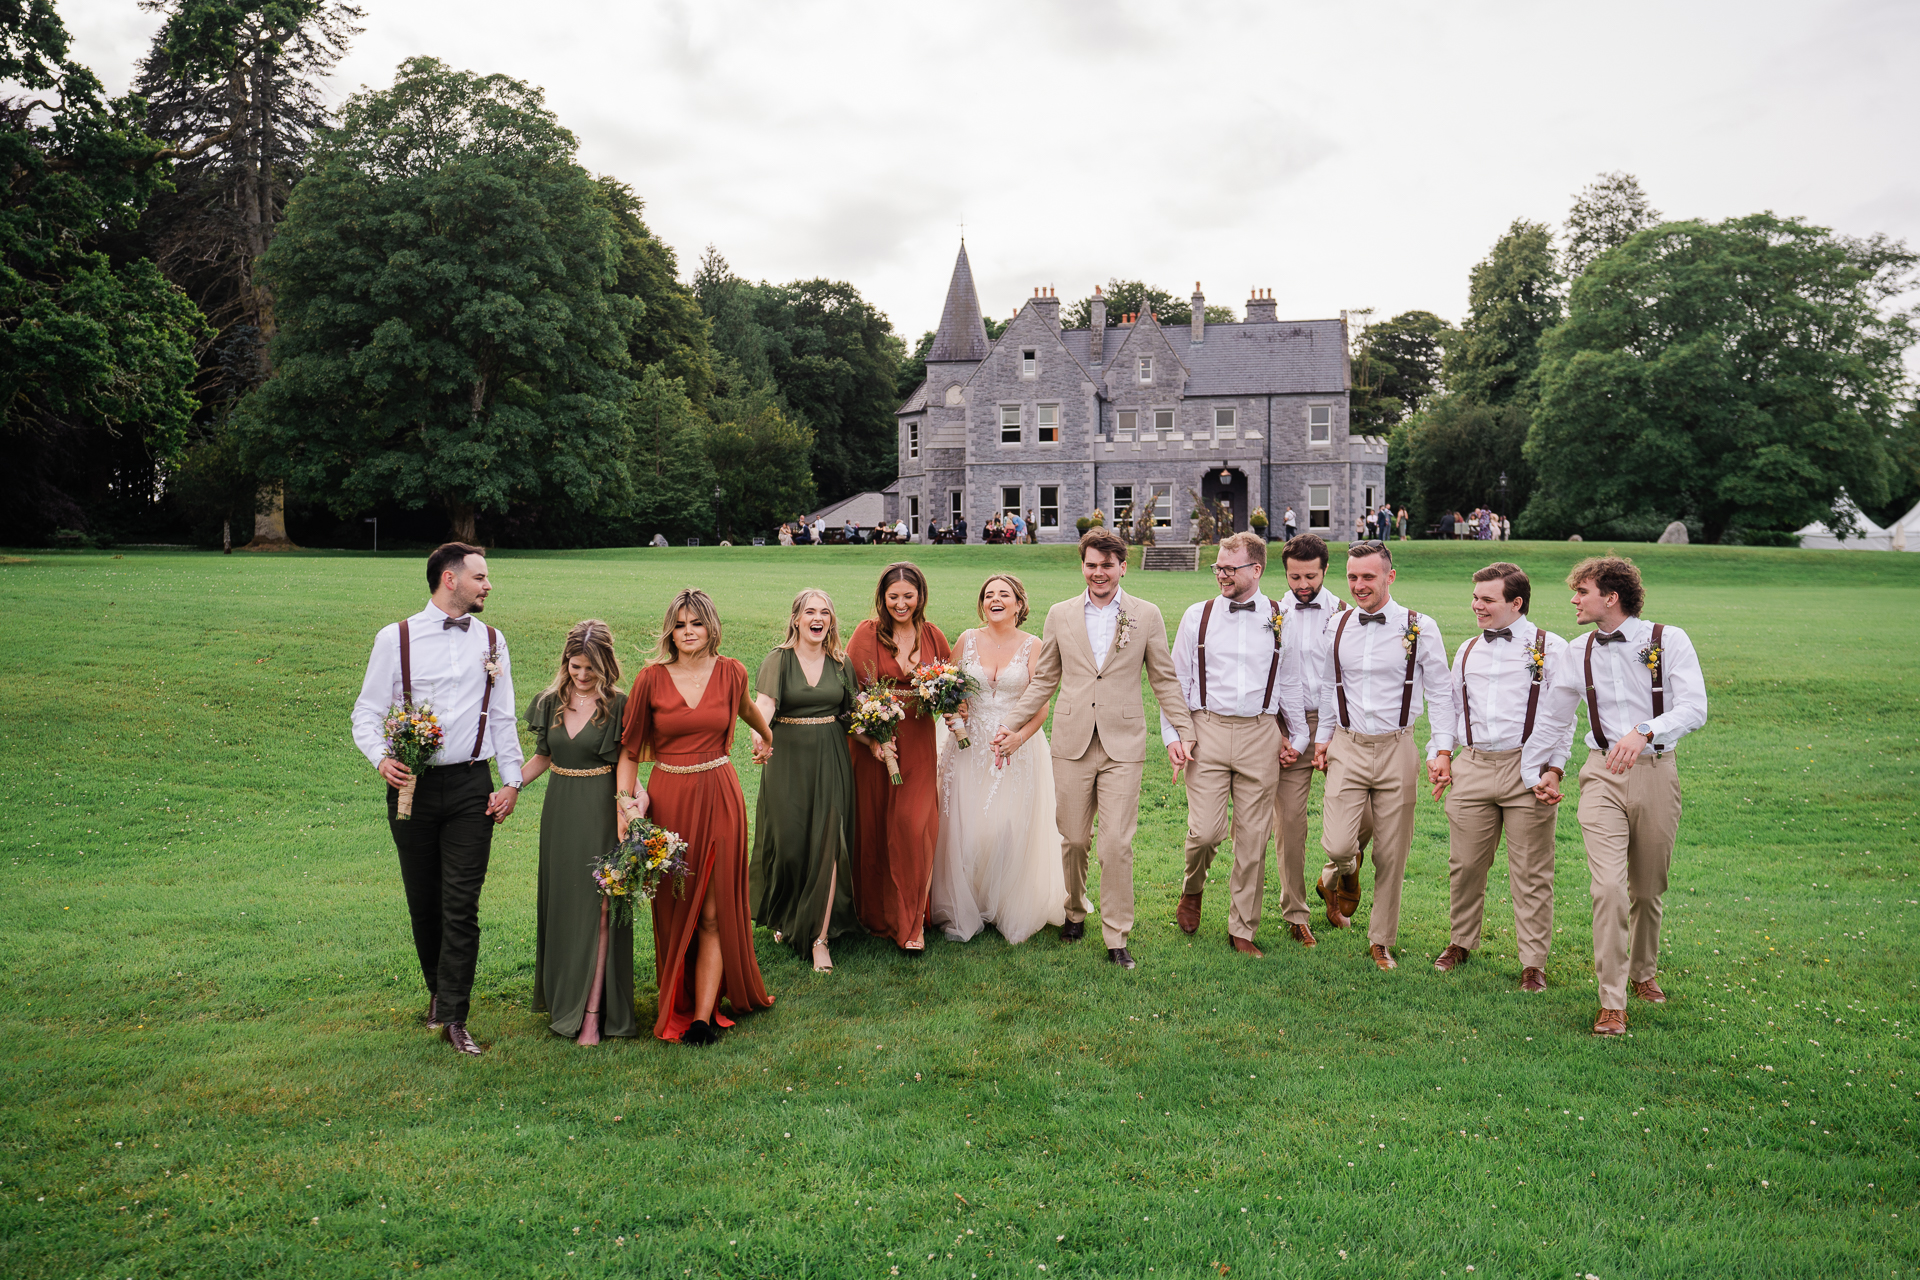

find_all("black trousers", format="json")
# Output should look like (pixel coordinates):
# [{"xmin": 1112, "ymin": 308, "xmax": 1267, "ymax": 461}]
[{"xmin": 388, "ymin": 760, "xmax": 495, "ymax": 1026}]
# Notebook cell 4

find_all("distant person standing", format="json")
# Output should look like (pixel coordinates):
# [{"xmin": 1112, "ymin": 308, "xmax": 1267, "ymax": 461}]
[
  {"xmin": 956, "ymin": 514, "xmax": 968, "ymax": 543},
  {"xmin": 1501, "ymin": 514, "xmax": 1512, "ymax": 541},
  {"xmin": 1011, "ymin": 511, "xmax": 1028, "ymax": 544},
  {"xmin": 1353, "ymin": 512, "xmax": 1367, "ymax": 543},
  {"xmin": 350, "ymin": 542, "xmax": 524, "ymax": 1056},
  {"xmin": 1396, "ymin": 507, "xmax": 1409, "ymax": 541},
  {"xmin": 1283, "ymin": 506, "xmax": 1297, "ymax": 541},
  {"xmin": 812, "ymin": 517, "xmax": 826, "ymax": 545},
  {"xmin": 1453, "ymin": 511, "xmax": 1467, "ymax": 541}
]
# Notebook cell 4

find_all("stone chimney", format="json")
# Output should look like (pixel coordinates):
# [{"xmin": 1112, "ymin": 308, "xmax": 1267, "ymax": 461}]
[
  {"xmin": 1245, "ymin": 288, "xmax": 1278, "ymax": 323},
  {"xmin": 1032, "ymin": 285, "xmax": 1060, "ymax": 332},
  {"xmin": 1089, "ymin": 285, "xmax": 1106, "ymax": 365},
  {"xmin": 1190, "ymin": 281, "xmax": 1205, "ymax": 343}
]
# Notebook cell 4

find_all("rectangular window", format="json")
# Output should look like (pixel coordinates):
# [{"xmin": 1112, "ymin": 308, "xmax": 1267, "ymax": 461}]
[
  {"xmin": 907, "ymin": 419, "xmax": 919, "ymax": 460},
  {"xmin": 1215, "ymin": 407, "xmax": 1236, "ymax": 439},
  {"xmin": 908, "ymin": 495, "xmax": 920, "ymax": 537},
  {"xmin": 1116, "ymin": 409, "xmax": 1136, "ymax": 441},
  {"xmin": 1001, "ymin": 486, "xmax": 1022, "ymax": 517},
  {"xmin": 1022, "ymin": 349, "xmax": 1037, "ymax": 378},
  {"xmin": 1112, "ymin": 483, "xmax": 1134, "ymax": 522},
  {"xmin": 1138, "ymin": 356, "xmax": 1153, "ymax": 383},
  {"xmin": 1364, "ymin": 484, "xmax": 1377, "ymax": 512},
  {"xmin": 1309, "ymin": 484, "xmax": 1331, "ymax": 530},
  {"xmin": 1000, "ymin": 405, "xmax": 1021, "ymax": 444},
  {"xmin": 1037, "ymin": 404, "xmax": 1058, "ymax": 443},
  {"xmin": 1309, "ymin": 404, "xmax": 1331, "ymax": 445},
  {"xmin": 1039, "ymin": 486, "xmax": 1059, "ymax": 528},
  {"xmin": 950, "ymin": 491, "xmax": 963, "ymax": 525},
  {"xmin": 1151, "ymin": 483, "xmax": 1173, "ymax": 528},
  {"xmin": 1154, "ymin": 409, "xmax": 1175, "ymax": 436}
]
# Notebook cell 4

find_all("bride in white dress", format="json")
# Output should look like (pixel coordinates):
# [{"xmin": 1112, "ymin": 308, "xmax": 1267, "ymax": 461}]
[{"xmin": 929, "ymin": 574, "xmax": 1068, "ymax": 944}]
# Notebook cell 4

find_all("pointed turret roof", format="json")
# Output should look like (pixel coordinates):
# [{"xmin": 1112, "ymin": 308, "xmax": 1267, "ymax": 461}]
[{"xmin": 927, "ymin": 241, "xmax": 991, "ymax": 363}]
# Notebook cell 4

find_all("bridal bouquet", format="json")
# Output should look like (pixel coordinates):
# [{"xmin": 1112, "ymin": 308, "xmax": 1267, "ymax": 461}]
[
  {"xmin": 849, "ymin": 680, "xmax": 909, "ymax": 784},
  {"xmin": 595, "ymin": 818, "xmax": 691, "ymax": 925},
  {"xmin": 910, "ymin": 660, "xmax": 980, "ymax": 748},
  {"xmin": 381, "ymin": 702, "xmax": 445, "ymax": 819}
]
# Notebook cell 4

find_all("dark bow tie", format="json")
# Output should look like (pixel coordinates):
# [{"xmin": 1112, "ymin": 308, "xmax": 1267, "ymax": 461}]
[
  {"xmin": 1594, "ymin": 630, "xmax": 1628, "ymax": 645},
  {"xmin": 1227, "ymin": 600, "xmax": 1258, "ymax": 613},
  {"xmin": 442, "ymin": 616, "xmax": 473, "ymax": 631},
  {"xmin": 1294, "ymin": 600, "xmax": 1321, "ymax": 610},
  {"xmin": 1357, "ymin": 612, "xmax": 1388, "ymax": 626},
  {"xmin": 1482, "ymin": 627, "xmax": 1514, "ymax": 642}
]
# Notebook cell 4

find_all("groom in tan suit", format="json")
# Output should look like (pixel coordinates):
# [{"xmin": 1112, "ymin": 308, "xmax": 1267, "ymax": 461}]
[{"xmin": 996, "ymin": 528, "xmax": 1194, "ymax": 969}]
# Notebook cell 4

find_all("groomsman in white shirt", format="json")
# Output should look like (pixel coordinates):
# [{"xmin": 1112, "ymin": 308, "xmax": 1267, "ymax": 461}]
[
  {"xmin": 1535, "ymin": 556, "xmax": 1708, "ymax": 1035},
  {"xmin": 351, "ymin": 543, "xmax": 524, "ymax": 1055},
  {"xmin": 1311, "ymin": 539, "xmax": 1454, "ymax": 970},
  {"xmin": 1166, "ymin": 532, "xmax": 1310, "ymax": 957},
  {"xmin": 1431, "ymin": 563, "xmax": 1576, "ymax": 991},
  {"xmin": 1270, "ymin": 533, "xmax": 1365, "ymax": 948}
]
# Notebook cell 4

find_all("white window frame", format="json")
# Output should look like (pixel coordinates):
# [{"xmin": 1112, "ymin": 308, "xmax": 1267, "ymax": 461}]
[
  {"xmin": 1309, "ymin": 484, "xmax": 1331, "ymax": 530},
  {"xmin": 1038, "ymin": 486, "xmax": 1059, "ymax": 528},
  {"xmin": 1037, "ymin": 403, "xmax": 1058, "ymax": 444},
  {"xmin": 949, "ymin": 490, "xmax": 964, "ymax": 525},
  {"xmin": 1215, "ymin": 407, "xmax": 1237, "ymax": 439},
  {"xmin": 1138, "ymin": 356, "xmax": 1153, "ymax": 383},
  {"xmin": 1000, "ymin": 486, "xmax": 1022, "ymax": 517},
  {"xmin": 1022, "ymin": 349, "xmax": 1037, "ymax": 379},
  {"xmin": 1309, "ymin": 404, "xmax": 1332, "ymax": 446},
  {"xmin": 906, "ymin": 419, "xmax": 919, "ymax": 460},
  {"xmin": 1116, "ymin": 409, "xmax": 1136, "ymax": 441},
  {"xmin": 1364, "ymin": 484, "xmax": 1377, "ymax": 512},
  {"xmin": 1154, "ymin": 409, "xmax": 1175, "ymax": 438},
  {"xmin": 1000, "ymin": 404, "xmax": 1021, "ymax": 445},
  {"xmin": 908, "ymin": 495, "xmax": 920, "ymax": 537},
  {"xmin": 1112, "ymin": 483, "xmax": 1135, "ymax": 522},
  {"xmin": 1150, "ymin": 482, "xmax": 1173, "ymax": 528}
]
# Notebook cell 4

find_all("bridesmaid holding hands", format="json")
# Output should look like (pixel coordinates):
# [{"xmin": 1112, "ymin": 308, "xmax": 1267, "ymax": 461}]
[
  {"xmin": 846, "ymin": 562, "xmax": 952, "ymax": 953},
  {"xmin": 618, "ymin": 590, "xmax": 776, "ymax": 1045}
]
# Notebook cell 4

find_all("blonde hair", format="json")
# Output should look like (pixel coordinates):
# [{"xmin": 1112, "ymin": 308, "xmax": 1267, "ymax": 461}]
[
  {"xmin": 651, "ymin": 589, "xmax": 724, "ymax": 664},
  {"xmin": 539, "ymin": 620, "xmax": 621, "ymax": 725},
  {"xmin": 976, "ymin": 573, "xmax": 1030, "ymax": 626},
  {"xmin": 1219, "ymin": 530, "xmax": 1266, "ymax": 567},
  {"xmin": 779, "ymin": 588, "xmax": 846, "ymax": 662}
]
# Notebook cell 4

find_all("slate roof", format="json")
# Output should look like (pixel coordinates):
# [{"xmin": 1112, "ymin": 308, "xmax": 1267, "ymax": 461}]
[
  {"xmin": 896, "ymin": 379, "xmax": 929, "ymax": 415},
  {"xmin": 927, "ymin": 242, "xmax": 992, "ymax": 363},
  {"xmin": 1057, "ymin": 318, "xmax": 1348, "ymax": 396}
]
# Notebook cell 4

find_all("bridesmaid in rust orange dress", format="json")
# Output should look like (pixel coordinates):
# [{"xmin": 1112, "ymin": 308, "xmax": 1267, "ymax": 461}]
[
  {"xmin": 617, "ymin": 589, "xmax": 776, "ymax": 1045},
  {"xmin": 847, "ymin": 562, "xmax": 952, "ymax": 953}
]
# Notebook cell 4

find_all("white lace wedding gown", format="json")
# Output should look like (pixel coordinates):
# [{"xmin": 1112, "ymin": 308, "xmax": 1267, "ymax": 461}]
[{"xmin": 929, "ymin": 633, "xmax": 1068, "ymax": 944}]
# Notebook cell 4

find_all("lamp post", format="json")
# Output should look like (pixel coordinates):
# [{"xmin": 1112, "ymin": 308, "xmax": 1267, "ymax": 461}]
[
  {"xmin": 1498, "ymin": 470, "xmax": 1508, "ymax": 518},
  {"xmin": 363, "ymin": 516, "xmax": 378, "ymax": 552}
]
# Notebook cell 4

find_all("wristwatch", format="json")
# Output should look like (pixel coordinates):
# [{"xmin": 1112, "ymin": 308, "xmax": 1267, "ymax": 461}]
[
  {"xmin": 505, "ymin": 780, "xmax": 523, "ymax": 790},
  {"xmin": 1634, "ymin": 722, "xmax": 1653, "ymax": 738}
]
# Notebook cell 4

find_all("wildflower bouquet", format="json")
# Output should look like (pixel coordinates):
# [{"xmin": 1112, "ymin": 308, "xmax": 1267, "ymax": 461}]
[
  {"xmin": 381, "ymin": 702, "xmax": 445, "ymax": 819},
  {"xmin": 595, "ymin": 818, "xmax": 691, "ymax": 926},
  {"xmin": 910, "ymin": 660, "xmax": 980, "ymax": 748},
  {"xmin": 849, "ymin": 679, "xmax": 910, "ymax": 784}
]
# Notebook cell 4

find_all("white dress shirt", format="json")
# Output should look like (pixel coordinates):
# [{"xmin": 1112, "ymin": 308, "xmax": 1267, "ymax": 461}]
[
  {"xmin": 351, "ymin": 602, "xmax": 525, "ymax": 784},
  {"xmin": 1535, "ymin": 616, "xmax": 1708, "ymax": 758},
  {"xmin": 1161, "ymin": 591, "xmax": 1309, "ymax": 750},
  {"xmin": 1314, "ymin": 596, "xmax": 1455, "ymax": 756},
  {"xmin": 1282, "ymin": 586, "xmax": 1346, "ymax": 715},
  {"xmin": 1083, "ymin": 591, "xmax": 1121, "ymax": 671},
  {"xmin": 1449, "ymin": 617, "xmax": 1578, "ymax": 788}
]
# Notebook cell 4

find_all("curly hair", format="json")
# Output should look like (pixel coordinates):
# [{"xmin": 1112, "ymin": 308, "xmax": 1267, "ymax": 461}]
[{"xmin": 1567, "ymin": 555, "xmax": 1644, "ymax": 616}]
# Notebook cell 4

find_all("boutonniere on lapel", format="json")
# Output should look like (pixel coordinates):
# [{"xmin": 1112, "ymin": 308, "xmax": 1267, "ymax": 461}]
[
  {"xmin": 1265, "ymin": 610, "xmax": 1286, "ymax": 642},
  {"xmin": 1637, "ymin": 641, "xmax": 1662, "ymax": 672},
  {"xmin": 1114, "ymin": 609, "xmax": 1136, "ymax": 648},
  {"xmin": 1400, "ymin": 616, "xmax": 1421, "ymax": 656},
  {"xmin": 1525, "ymin": 642, "xmax": 1546, "ymax": 679},
  {"xmin": 483, "ymin": 635, "xmax": 502, "ymax": 687}
]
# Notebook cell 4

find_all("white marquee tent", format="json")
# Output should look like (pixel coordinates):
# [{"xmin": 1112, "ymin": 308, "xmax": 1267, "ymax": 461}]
[{"xmin": 1796, "ymin": 499, "xmax": 1920, "ymax": 551}]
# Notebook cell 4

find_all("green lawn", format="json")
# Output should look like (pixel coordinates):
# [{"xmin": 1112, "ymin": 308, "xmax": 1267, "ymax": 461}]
[{"xmin": 1, "ymin": 540, "xmax": 1916, "ymax": 1279}]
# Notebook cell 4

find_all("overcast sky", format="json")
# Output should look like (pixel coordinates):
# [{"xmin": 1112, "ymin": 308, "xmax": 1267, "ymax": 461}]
[{"xmin": 58, "ymin": 0, "xmax": 1920, "ymax": 348}]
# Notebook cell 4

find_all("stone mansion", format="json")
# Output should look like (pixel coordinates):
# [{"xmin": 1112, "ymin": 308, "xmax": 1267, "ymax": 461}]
[{"xmin": 885, "ymin": 243, "xmax": 1385, "ymax": 545}]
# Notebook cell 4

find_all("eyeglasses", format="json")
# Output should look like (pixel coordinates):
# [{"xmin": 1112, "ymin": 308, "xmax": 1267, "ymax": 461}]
[{"xmin": 1212, "ymin": 563, "xmax": 1258, "ymax": 577}]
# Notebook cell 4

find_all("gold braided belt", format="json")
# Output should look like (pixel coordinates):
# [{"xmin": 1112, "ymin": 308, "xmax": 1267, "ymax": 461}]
[
  {"xmin": 548, "ymin": 764, "xmax": 613, "ymax": 777},
  {"xmin": 653, "ymin": 756, "xmax": 733, "ymax": 774},
  {"xmin": 774, "ymin": 715, "xmax": 839, "ymax": 725}
]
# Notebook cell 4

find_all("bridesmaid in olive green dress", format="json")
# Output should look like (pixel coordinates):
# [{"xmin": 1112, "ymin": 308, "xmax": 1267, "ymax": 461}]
[
  {"xmin": 749, "ymin": 589, "xmax": 859, "ymax": 973},
  {"xmin": 522, "ymin": 620, "xmax": 634, "ymax": 1040}
]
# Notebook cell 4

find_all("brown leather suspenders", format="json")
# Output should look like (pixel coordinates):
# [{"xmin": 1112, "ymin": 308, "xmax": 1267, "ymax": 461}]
[
  {"xmin": 1458, "ymin": 636, "xmax": 1479, "ymax": 747},
  {"xmin": 1648, "ymin": 622, "xmax": 1666, "ymax": 721},
  {"xmin": 1196, "ymin": 598, "xmax": 1215, "ymax": 710},
  {"xmin": 1397, "ymin": 612, "xmax": 1421, "ymax": 728},
  {"xmin": 1583, "ymin": 632, "xmax": 1608, "ymax": 750},
  {"xmin": 1460, "ymin": 627, "xmax": 1547, "ymax": 749},
  {"xmin": 1332, "ymin": 608, "xmax": 1354, "ymax": 728},
  {"xmin": 1195, "ymin": 596, "xmax": 1290, "ymax": 735},
  {"xmin": 1584, "ymin": 622, "xmax": 1664, "ymax": 752},
  {"xmin": 396, "ymin": 618, "xmax": 496, "ymax": 761},
  {"xmin": 1264, "ymin": 599, "xmax": 1287, "ymax": 736}
]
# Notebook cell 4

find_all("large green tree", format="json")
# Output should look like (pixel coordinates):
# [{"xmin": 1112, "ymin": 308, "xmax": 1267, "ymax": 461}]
[
  {"xmin": 1, "ymin": 0, "xmax": 209, "ymax": 543},
  {"xmin": 1563, "ymin": 171, "xmax": 1661, "ymax": 278},
  {"xmin": 1387, "ymin": 398, "xmax": 1533, "ymax": 535},
  {"xmin": 598, "ymin": 178, "xmax": 711, "ymax": 409},
  {"xmin": 232, "ymin": 57, "xmax": 637, "ymax": 541},
  {"xmin": 1351, "ymin": 309, "xmax": 1448, "ymax": 435},
  {"xmin": 1523, "ymin": 213, "xmax": 1918, "ymax": 543},
  {"xmin": 1443, "ymin": 219, "xmax": 1564, "ymax": 406}
]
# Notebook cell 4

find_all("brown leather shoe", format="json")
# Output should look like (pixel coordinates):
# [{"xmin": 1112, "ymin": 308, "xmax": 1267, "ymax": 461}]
[
  {"xmin": 1631, "ymin": 977, "xmax": 1668, "ymax": 1004},
  {"xmin": 1433, "ymin": 944, "xmax": 1471, "ymax": 972},
  {"xmin": 1369, "ymin": 944, "xmax": 1397, "ymax": 971},
  {"xmin": 1333, "ymin": 864, "xmax": 1363, "ymax": 920},
  {"xmin": 423, "ymin": 994, "xmax": 444, "ymax": 1030},
  {"xmin": 1315, "ymin": 871, "xmax": 1351, "ymax": 928},
  {"xmin": 1229, "ymin": 935, "xmax": 1264, "ymax": 959},
  {"xmin": 441, "ymin": 1022, "xmax": 486, "ymax": 1055},
  {"xmin": 1520, "ymin": 966, "xmax": 1547, "ymax": 993},
  {"xmin": 1592, "ymin": 1008, "xmax": 1627, "ymax": 1036},
  {"xmin": 1289, "ymin": 922, "xmax": 1317, "ymax": 948},
  {"xmin": 1176, "ymin": 892, "xmax": 1203, "ymax": 935}
]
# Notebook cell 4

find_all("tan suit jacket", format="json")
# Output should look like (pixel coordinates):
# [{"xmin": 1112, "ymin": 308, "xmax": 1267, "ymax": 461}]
[{"xmin": 1012, "ymin": 589, "xmax": 1193, "ymax": 763}]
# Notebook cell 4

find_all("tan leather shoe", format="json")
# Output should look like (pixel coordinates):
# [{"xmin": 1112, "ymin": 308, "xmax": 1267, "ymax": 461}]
[
  {"xmin": 1631, "ymin": 978, "xmax": 1668, "ymax": 1004},
  {"xmin": 1520, "ymin": 966, "xmax": 1547, "ymax": 993},
  {"xmin": 1333, "ymin": 863, "xmax": 1363, "ymax": 920},
  {"xmin": 1289, "ymin": 922, "xmax": 1317, "ymax": 948},
  {"xmin": 1176, "ymin": 892, "xmax": 1203, "ymax": 935},
  {"xmin": 1369, "ymin": 944, "xmax": 1397, "ymax": 971},
  {"xmin": 1592, "ymin": 1008, "xmax": 1627, "ymax": 1036},
  {"xmin": 1316, "ymin": 871, "xmax": 1351, "ymax": 928},
  {"xmin": 1229, "ymin": 935, "xmax": 1264, "ymax": 959},
  {"xmin": 1433, "ymin": 944, "xmax": 1471, "ymax": 972}
]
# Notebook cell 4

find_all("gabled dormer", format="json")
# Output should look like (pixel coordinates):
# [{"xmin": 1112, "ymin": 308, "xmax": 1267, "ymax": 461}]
[
  {"xmin": 1099, "ymin": 306, "xmax": 1190, "ymax": 441},
  {"xmin": 965, "ymin": 288, "xmax": 1097, "ymax": 455}
]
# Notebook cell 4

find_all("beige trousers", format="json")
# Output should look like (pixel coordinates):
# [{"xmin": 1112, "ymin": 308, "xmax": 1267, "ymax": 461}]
[
  {"xmin": 1054, "ymin": 730, "xmax": 1144, "ymax": 949},
  {"xmin": 1444, "ymin": 746, "xmax": 1558, "ymax": 967},
  {"xmin": 1275, "ymin": 711, "xmax": 1373, "ymax": 926},
  {"xmin": 1320, "ymin": 726, "xmax": 1418, "ymax": 948},
  {"xmin": 1577, "ymin": 751, "xmax": 1682, "ymax": 1009},
  {"xmin": 1181, "ymin": 709, "xmax": 1282, "ymax": 941}
]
